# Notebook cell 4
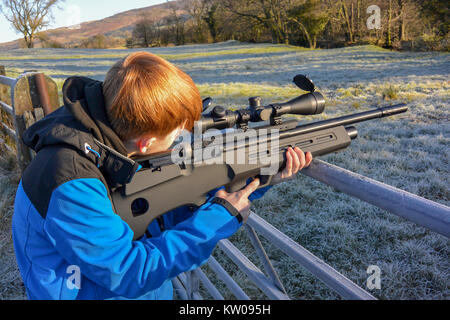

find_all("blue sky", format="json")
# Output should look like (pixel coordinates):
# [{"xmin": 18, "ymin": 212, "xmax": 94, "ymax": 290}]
[{"xmin": 0, "ymin": 0, "xmax": 167, "ymax": 43}]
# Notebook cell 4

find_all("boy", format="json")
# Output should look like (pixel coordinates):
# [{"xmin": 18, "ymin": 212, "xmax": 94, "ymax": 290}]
[{"xmin": 12, "ymin": 52, "xmax": 312, "ymax": 300}]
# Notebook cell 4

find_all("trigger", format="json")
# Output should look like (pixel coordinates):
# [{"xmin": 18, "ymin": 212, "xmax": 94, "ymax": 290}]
[
  {"xmin": 226, "ymin": 180, "xmax": 248, "ymax": 193},
  {"xmin": 257, "ymin": 175, "xmax": 273, "ymax": 187}
]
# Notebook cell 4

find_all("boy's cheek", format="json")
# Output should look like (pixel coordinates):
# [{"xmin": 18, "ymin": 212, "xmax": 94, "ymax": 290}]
[{"xmin": 150, "ymin": 140, "xmax": 175, "ymax": 154}]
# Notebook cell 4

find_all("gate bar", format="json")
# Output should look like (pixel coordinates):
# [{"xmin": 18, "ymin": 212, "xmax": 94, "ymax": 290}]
[
  {"xmin": 207, "ymin": 256, "xmax": 250, "ymax": 300},
  {"xmin": 302, "ymin": 160, "xmax": 450, "ymax": 238},
  {"xmin": 244, "ymin": 224, "xmax": 288, "ymax": 294},
  {"xmin": 218, "ymin": 239, "xmax": 290, "ymax": 300},
  {"xmin": 193, "ymin": 268, "xmax": 225, "ymax": 300},
  {"xmin": 247, "ymin": 213, "xmax": 377, "ymax": 300}
]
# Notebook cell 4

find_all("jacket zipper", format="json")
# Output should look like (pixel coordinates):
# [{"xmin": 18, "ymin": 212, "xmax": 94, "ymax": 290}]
[{"xmin": 157, "ymin": 216, "xmax": 166, "ymax": 232}]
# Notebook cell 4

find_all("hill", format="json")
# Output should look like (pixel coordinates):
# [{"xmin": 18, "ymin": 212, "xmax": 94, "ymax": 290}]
[{"xmin": 0, "ymin": 1, "xmax": 189, "ymax": 50}]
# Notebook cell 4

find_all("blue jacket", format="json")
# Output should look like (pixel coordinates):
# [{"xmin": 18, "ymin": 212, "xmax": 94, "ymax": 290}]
[{"xmin": 12, "ymin": 77, "xmax": 270, "ymax": 300}]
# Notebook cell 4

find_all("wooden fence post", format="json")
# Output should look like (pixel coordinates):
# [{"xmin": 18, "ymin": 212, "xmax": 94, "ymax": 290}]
[
  {"xmin": 0, "ymin": 66, "xmax": 6, "ymax": 151},
  {"xmin": 11, "ymin": 72, "xmax": 59, "ymax": 172},
  {"xmin": 0, "ymin": 66, "xmax": 7, "ymax": 104},
  {"xmin": 0, "ymin": 66, "xmax": 13, "ymax": 153}
]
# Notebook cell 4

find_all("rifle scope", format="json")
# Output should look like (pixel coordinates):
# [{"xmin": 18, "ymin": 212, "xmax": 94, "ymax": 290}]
[{"xmin": 200, "ymin": 75, "xmax": 326, "ymax": 132}]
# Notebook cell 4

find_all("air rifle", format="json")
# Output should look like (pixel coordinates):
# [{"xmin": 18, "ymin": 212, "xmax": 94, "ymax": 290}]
[{"xmin": 111, "ymin": 75, "xmax": 408, "ymax": 240}]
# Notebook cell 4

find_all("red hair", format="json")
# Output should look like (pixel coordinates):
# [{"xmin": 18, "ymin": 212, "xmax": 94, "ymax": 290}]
[{"xmin": 103, "ymin": 52, "xmax": 202, "ymax": 140}]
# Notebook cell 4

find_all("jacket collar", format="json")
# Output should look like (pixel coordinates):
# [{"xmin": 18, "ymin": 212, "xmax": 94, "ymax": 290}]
[{"xmin": 22, "ymin": 76, "xmax": 140, "ymax": 187}]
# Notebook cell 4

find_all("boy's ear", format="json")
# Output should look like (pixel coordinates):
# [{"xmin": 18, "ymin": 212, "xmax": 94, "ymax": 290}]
[{"xmin": 138, "ymin": 137, "xmax": 157, "ymax": 154}]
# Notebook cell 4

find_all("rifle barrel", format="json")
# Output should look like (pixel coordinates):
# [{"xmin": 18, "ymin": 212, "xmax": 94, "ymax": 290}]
[{"xmin": 280, "ymin": 104, "xmax": 408, "ymax": 139}]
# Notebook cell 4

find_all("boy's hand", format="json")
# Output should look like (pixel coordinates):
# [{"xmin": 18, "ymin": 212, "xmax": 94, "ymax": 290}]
[
  {"xmin": 215, "ymin": 178, "xmax": 260, "ymax": 215},
  {"xmin": 214, "ymin": 147, "xmax": 312, "ymax": 215},
  {"xmin": 271, "ymin": 147, "xmax": 313, "ymax": 185}
]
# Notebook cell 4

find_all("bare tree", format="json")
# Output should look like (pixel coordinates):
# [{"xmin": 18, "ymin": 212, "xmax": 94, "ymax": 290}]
[
  {"xmin": 201, "ymin": 0, "xmax": 220, "ymax": 42},
  {"xmin": 382, "ymin": 0, "xmax": 404, "ymax": 48},
  {"xmin": 337, "ymin": 0, "xmax": 356, "ymax": 43},
  {"xmin": 166, "ymin": 0, "xmax": 186, "ymax": 45},
  {"xmin": 0, "ymin": 0, "xmax": 62, "ymax": 48},
  {"xmin": 288, "ymin": 0, "xmax": 328, "ymax": 48},
  {"xmin": 132, "ymin": 16, "xmax": 160, "ymax": 47},
  {"xmin": 184, "ymin": 0, "xmax": 207, "ymax": 43},
  {"xmin": 223, "ymin": 0, "xmax": 299, "ymax": 44},
  {"xmin": 395, "ymin": 0, "xmax": 421, "ymax": 41}
]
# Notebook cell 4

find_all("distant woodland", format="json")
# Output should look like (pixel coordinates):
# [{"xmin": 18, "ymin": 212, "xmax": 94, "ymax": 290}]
[{"xmin": 126, "ymin": 0, "xmax": 449, "ymax": 51}]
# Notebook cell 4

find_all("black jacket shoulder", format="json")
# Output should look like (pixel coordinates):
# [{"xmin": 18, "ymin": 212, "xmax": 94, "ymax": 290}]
[{"xmin": 22, "ymin": 145, "xmax": 108, "ymax": 219}]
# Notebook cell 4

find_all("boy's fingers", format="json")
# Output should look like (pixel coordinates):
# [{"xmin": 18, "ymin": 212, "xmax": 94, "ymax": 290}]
[
  {"xmin": 294, "ymin": 147, "xmax": 306, "ymax": 171},
  {"xmin": 291, "ymin": 148, "xmax": 301, "ymax": 173},
  {"xmin": 284, "ymin": 148, "xmax": 293, "ymax": 176},
  {"xmin": 240, "ymin": 178, "xmax": 260, "ymax": 198},
  {"xmin": 305, "ymin": 152, "xmax": 313, "ymax": 167}
]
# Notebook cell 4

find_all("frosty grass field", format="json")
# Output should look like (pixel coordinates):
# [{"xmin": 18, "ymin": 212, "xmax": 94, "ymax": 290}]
[{"xmin": 0, "ymin": 41, "xmax": 449, "ymax": 300}]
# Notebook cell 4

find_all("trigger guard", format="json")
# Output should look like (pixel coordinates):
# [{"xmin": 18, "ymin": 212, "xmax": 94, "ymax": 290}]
[{"xmin": 258, "ymin": 175, "xmax": 272, "ymax": 186}]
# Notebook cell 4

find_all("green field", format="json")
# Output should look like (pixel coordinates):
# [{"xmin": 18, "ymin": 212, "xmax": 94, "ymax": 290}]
[{"xmin": 0, "ymin": 41, "xmax": 449, "ymax": 300}]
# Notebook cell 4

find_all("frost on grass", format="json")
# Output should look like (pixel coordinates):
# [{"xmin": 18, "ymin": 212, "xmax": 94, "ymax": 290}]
[
  {"xmin": 0, "ymin": 151, "xmax": 25, "ymax": 300},
  {"xmin": 0, "ymin": 42, "xmax": 449, "ymax": 300}
]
